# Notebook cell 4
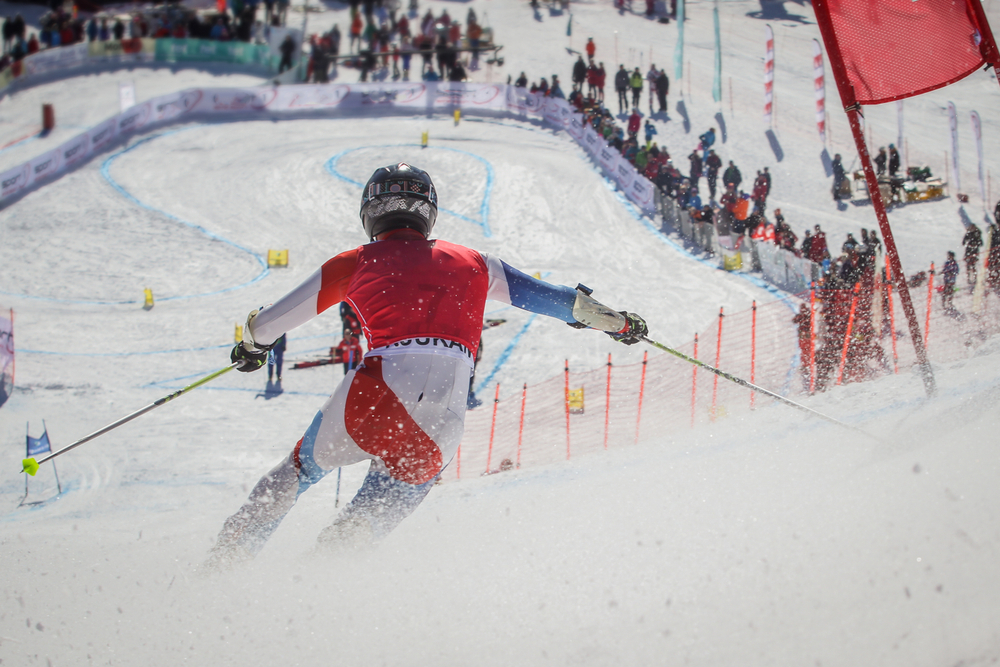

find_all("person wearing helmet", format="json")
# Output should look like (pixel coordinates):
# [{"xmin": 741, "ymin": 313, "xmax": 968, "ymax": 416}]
[{"xmin": 204, "ymin": 163, "xmax": 648, "ymax": 568}]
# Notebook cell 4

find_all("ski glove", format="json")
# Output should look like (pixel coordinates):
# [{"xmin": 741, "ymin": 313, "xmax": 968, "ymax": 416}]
[
  {"xmin": 231, "ymin": 342, "xmax": 269, "ymax": 372},
  {"xmin": 608, "ymin": 312, "xmax": 648, "ymax": 345}
]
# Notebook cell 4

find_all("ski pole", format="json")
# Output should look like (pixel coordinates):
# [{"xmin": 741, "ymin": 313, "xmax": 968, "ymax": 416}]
[
  {"xmin": 639, "ymin": 335, "xmax": 879, "ymax": 441},
  {"xmin": 21, "ymin": 363, "xmax": 238, "ymax": 476}
]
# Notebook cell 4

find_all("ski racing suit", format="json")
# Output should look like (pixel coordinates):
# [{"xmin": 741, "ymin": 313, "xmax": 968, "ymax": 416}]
[{"xmin": 210, "ymin": 228, "xmax": 616, "ymax": 561}]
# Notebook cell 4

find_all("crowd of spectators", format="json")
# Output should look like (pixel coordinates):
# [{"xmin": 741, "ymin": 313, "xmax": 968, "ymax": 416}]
[
  {"xmin": 0, "ymin": 0, "xmax": 294, "ymax": 72},
  {"xmin": 306, "ymin": 1, "xmax": 494, "ymax": 84}
]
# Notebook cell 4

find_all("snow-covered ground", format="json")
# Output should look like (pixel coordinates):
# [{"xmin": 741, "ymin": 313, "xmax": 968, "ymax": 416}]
[{"xmin": 1, "ymin": 1, "xmax": 999, "ymax": 664}]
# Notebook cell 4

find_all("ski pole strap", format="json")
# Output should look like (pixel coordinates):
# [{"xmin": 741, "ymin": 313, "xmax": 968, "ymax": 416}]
[
  {"xmin": 638, "ymin": 336, "xmax": 880, "ymax": 442},
  {"xmin": 21, "ymin": 364, "xmax": 238, "ymax": 475}
]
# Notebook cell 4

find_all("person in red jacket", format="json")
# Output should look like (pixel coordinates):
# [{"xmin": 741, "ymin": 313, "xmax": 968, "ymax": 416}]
[{"xmin": 204, "ymin": 163, "xmax": 648, "ymax": 569}]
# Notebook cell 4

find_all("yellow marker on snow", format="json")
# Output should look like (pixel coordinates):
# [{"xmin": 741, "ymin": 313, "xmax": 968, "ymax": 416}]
[
  {"xmin": 143, "ymin": 288, "xmax": 154, "ymax": 309},
  {"xmin": 454, "ymin": 109, "xmax": 461, "ymax": 125},
  {"xmin": 421, "ymin": 131, "xmax": 429, "ymax": 147}
]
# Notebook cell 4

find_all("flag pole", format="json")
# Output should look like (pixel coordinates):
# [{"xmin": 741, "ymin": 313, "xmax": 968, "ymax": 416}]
[{"xmin": 812, "ymin": 0, "xmax": 936, "ymax": 397}]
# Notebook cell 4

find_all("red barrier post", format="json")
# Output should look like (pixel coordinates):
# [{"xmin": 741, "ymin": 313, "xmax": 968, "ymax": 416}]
[
  {"xmin": 886, "ymin": 262, "xmax": 899, "ymax": 373},
  {"xmin": 711, "ymin": 307, "xmax": 724, "ymax": 420},
  {"xmin": 809, "ymin": 284, "xmax": 817, "ymax": 393},
  {"xmin": 604, "ymin": 354, "xmax": 612, "ymax": 450},
  {"xmin": 750, "ymin": 301, "xmax": 757, "ymax": 409},
  {"xmin": 564, "ymin": 360, "xmax": 571, "ymax": 460},
  {"xmin": 836, "ymin": 283, "xmax": 861, "ymax": 386},
  {"xmin": 516, "ymin": 383, "xmax": 526, "ymax": 468},
  {"xmin": 634, "ymin": 351, "xmax": 647, "ymax": 445},
  {"xmin": 691, "ymin": 333, "xmax": 698, "ymax": 428},
  {"xmin": 485, "ymin": 383, "xmax": 500, "ymax": 474},
  {"xmin": 925, "ymin": 262, "xmax": 935, "ymax": 349}
]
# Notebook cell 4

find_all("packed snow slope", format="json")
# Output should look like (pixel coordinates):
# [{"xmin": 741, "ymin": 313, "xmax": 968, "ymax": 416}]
[{"xmin": 1, "ymin": 1, "xmax": 999, "ymax": 665}]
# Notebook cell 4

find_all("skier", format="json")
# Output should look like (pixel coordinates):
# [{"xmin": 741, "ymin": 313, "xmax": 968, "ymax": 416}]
[{"xmin": 204, "ymin": 163, "xmax": 649, "ymax": 568}]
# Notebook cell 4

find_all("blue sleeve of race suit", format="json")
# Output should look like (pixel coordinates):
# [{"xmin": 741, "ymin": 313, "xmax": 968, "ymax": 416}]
[{"xmin": 499, "ymin": 260, "xmax": 577, "ymax": 323}]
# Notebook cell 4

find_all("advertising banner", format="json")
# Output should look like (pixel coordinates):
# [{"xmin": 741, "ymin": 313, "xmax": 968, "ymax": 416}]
[{"xmin": 0, "ymin": 309, "xmax": 12, "ymax": 409}]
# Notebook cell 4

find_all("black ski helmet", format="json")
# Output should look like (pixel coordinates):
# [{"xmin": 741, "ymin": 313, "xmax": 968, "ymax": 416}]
[{"xmin": 360, "ymin": 163, "xmax": 439, "ymax": 240}]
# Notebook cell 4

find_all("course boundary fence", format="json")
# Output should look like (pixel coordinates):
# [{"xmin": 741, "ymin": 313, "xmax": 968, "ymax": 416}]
[{"xmin": 446, "ymin": 273, "xmax": 1000, "ymax": 482}]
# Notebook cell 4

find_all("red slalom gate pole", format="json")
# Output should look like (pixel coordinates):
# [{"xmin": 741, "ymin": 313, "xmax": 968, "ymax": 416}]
[
  {"xmin": 925, "ymin": 263, "xmax": 935, "ymax": 349},
  {"xmin": 809, "ymin": 284, "xmax": 817, "ymax": 393},
  {"xmin": 564, "ymin": 360, "xmax": 571, "ymax": 461},
  {"xmin": 836, "ymin": 283, "xmax": 861, "ymax": 386},
  {"xmin": 711, "ymin": 307, "xmax": 724, "ymax": 420},
  {"xmin": 634, "ymin": 351, "xmax": 647, "ymax": 445},
  {"xmin": 516, "ymin": 383, "xmax": 526, "ymax": 468},
  {"xmin": 604, "ymin": 354, "xmax": 612, "ymax": 450},
  {"xmin": 485, "ymin": 383, "xmax": 500, "ymax": 474},
  {"xmin": 690, "ymin": 333, "xmax": 699, "ymax": 427},
  {"xmin": 886, "ymin": 262, "xmax": 899, "ymax": 374},
  {"xmin": 813, "ymin": 0, "xmax": 935, "ymax": 396},
  {"xmin": 750, "ymin": 301, "xmax": 757, "ymax": 409}
]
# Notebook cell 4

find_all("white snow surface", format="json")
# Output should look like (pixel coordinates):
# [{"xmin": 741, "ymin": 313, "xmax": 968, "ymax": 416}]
[{"xmin": 2, "ymin": 1, "xmax": 1000, "ymax": 665}]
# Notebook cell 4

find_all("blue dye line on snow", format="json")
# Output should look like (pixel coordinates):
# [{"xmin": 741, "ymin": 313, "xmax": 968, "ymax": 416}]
[
  {"xmin": 1, "ymin": 127, "xmax": 271, "ymax": 305},
  {"xmin": 324, "ymin": 144, "xmax": 494, "ymax": 237},
  {"xmin": 101, "ymin": 129, "xmax": 270, "ymax": 302}
]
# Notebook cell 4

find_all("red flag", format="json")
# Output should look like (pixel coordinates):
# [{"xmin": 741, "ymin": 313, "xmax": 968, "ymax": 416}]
[{"xmin": 813, "ymin": 0, "xmax": 1000, "ymax": 105}]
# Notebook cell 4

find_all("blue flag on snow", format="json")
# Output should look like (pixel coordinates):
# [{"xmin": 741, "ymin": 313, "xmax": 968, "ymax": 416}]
[
  {"xmin": 27, "ymin": 430, "xmax": 51, "ymax": 458},
  {"xmin": 567, "ymin": 14, "xmax": 572, "ymax": 37}
]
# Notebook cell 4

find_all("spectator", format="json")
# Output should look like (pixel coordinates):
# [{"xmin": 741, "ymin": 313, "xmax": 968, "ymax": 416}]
[
  {"xmin": 941, "ymin": 251, "xmax": 959, "ymax": 315},
  {"xmin": 26, "ymin": 32, "xmax": 37, "ymax": 54},
  {"xmin": 704, "ymin": 149, "xmax": 721, "ymax": 200},
  {"xmin": 113, "ymin": 18, "xmax": 125, "ymax": 40},
  {"xmin": 988, "ymin": 224, "xmax": 1000, "ymax": 295},
  {"xmin": 808, "ymin": 224, "xmax": 829, "ymax": 265},
  {"xmin": 549, "ymin": 74, "xmax": 565, "ymax": 98},
  {"xmin": 514, "ymin": 71, "xmax": 527, "ymax": 88},
  {"xmin": 722, "ymin": 160, "xmax": 742, "ymax": 191},
  {"xmin": 962, "ymin": 223, "xmax": 983, "ymax": 290},
  {"xmin": 874, "ymin": 147, "xmax": 887, "ymax": 176},
  {"xmin": 278, "ymin": 33, "xmax": 296, "ymax": 73},
  {"xmin": 792, "ymin": 304, "xmax": 813, "ymax": 392},
  {"xmin": 627, "ymin": 108, "xmax": 641, "ymax": 139},
  {"xmin": 751, "ymin": 169, "xmax": 769, "ymax": 213},
  {"xmin": 335, "ymin": 334, "xmax": 363, "ymax": 374},
  {"xmin": 268, "ymin": 334, "xmax": 286, "ymax": 385},
  {"xmin": 99, "ymin": 18, "xmax": 110, "ymax": 41},
  {"xmin": 615, "ymin": 64, "xmax": 629, "ymax": 114},
  {"xmin": 645, "ymin": 63, "xmax": 658, "ymax": 112},
  {"xmin": 595, "ymin": 62, "xmax": 606, "ymax": 102},
  {"xmin": 654, "ymin": 68, "xmax": 669, "ymax": 113},
  {"xmin": 688, "ymin": 150, "xmax": 702, "ymax": 187},
  {"xmin": 643, "ymin": 118, "xmax": 656, "ymax": 147},
  {"xmin": 698, "ymin": 126, "xmax": 715, "ymax": 157},
  {"xmin": 585, "ymin": 36, "xmax": 595, "ymax": 62},
  {"xmin": 572, "ymin": 55, "xmax": 587, "ymax": 93},
  {"xmin": 831, "ymin": 153, "xmax": 848, "ymax": 200},
  {"xmin": 888, "ymin": 144, "xmax": 900, "ymax": 176},
  {"xmin": 449, "ymin": 59, "xmax": 467, "ymax": 82},
  {"xmin": 2, "ymin": 16, "xmax": 11, "ymax": 54},
  {"xmin": 801, "ymin": 229, "xmax": 813, "ymax": 259},
  {"xmin": 629, "ymin": 66, "xmax": 643, "ymax": 108},
  {"xmin": 86, "ymin": 17, "xmax": 98, "ymax": 42}
]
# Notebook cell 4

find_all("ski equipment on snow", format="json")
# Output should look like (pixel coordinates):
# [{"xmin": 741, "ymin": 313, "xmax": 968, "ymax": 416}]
[{"xmin": 639, "ymin": 335, "xmax": 879, "ymax": 441}]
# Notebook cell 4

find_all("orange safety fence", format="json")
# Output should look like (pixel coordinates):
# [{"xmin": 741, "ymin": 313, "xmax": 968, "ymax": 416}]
[{"xmin": 444, "ymin": 269, "xmax": 1000, "ymax": 483}]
